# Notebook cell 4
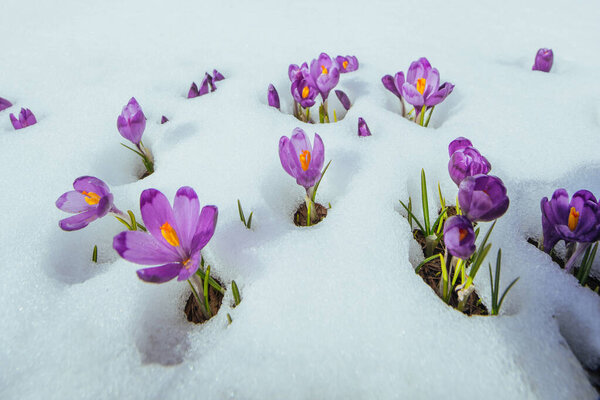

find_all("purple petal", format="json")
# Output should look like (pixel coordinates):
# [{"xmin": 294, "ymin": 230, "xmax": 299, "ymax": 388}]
[
  {"xmin": 56, "ymin": 191, "xmax": 93, "ymax": 213},
  {"xmin": 191, "ymin": 205, "xmax": 218, "ymax": 252},
  {"xmin": 188, "ymin": 82, "xmax": 199, "ymax": 99},
  {"xmin": 136, "ymin": 263, "xmax": 182, "ymax": 283},
  {"xmin": 59, "ymin": 208, "xmax": 99, "ymax": 231},
  {"xmin": 382, "ymin": 75, "xmax": 400, "ymax": 97},
  {"xmin": 140, "ymin": 189, "xmax": 179, "ymax": 250},
  {"xmin": 10, "ymin": 113, "xmax": 22, "ymax": 129},
  {"xmin": 113, "ymin": 230, "xmax": 179, "ymax": 265},
  {"xmin": 279, "ymin": 136, "xmax": 297, "ymax": 177},
  {"xmin": 268, "ymin": 84, "xmax": 280, "ymax": 109},
  {"xmin": 448, "ymin": 137, "xmax": 473, "ymax": 156},
  {"xmin": 198, "ymin": 77, "xmax": 210, "ymax": 96},
  {"xmin": 173, "ymin": 186, "xmax": 200, "ymax": 251},
  {"xmin": 311, "ymin": 133, "xmax": 325, "ymax": 171},
  {"xmin": 73, "ymin": 176, "xmax": 110, "ymax": 197},
  {"xmin": 401, "ymin": 83, "xmax": 425, "ymax": 106},
  {"xmin": 161, "ymin": 115, "xmax": 169, "ymax": 124},
  {"xmin": 0, "ymin": 97, "xmax": 12, "ymax": 112},
  {"xmin": 358, "ymin": 117, "xmax": 372, "ymax": 137},
  {"xmin": 212, "ymin": 69, "xmax": 225, "ymax": 81},
  {"xmin": 335, "ymin": 89, "xmax": 351, "ymax": 110},
  {"xmin": 177, "ymin": 251, "xmax": 200, "ymax": 281}
]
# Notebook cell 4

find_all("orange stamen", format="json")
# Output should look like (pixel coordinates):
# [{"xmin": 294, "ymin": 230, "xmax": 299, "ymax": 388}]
[
  {"xmin": 342, "ymin": 60, "xmax": 349, "ymax": 69},
  {"xmin": 568, "ymin": 207, "xmax": 580, "ymax": 231},
  {"xmin": 160, "ymin": 221, "xmax": 180, "ymax": 247},
  {"xmin": 321, "ymin": 65, "xmax": 328, "ymax": 75},
  {"xmin": 416, "ymin": 78, "xmax": 426, "ymax": 95},
  {"xmin": 302, "ymin": 86, "xmax": 310, "ymax": 99},
  {"xmin": 459, "ymin": 228, "xmax": 468, "ymax": 241},
  {"xmin": 81, "ymin": 191, "xmax": 100, "ymax": 205},
  {"xmin": 299, "ymin": 150, "xmax": 311, "ymax": 171}
]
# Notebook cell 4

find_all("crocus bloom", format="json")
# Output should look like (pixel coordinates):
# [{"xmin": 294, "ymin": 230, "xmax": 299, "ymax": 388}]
[
  {"xmin": 335, "ymin": 90, "xmax": 351, "ymax": 111},
  {"xmin": 212, "ymin": 69, "xmax": 225, "ymax": 81},
  {"xmin": 288, "ymin": 62, "xmax": 309, "ymax": 82},
  {"xmin": 381, "ymin": 72, "xmax": 405, "ymax": 100},
  {"xmin": 161, "ymin": 115, "xmax": 169, "ymax": 124},
  {"xmin": 309, "ymin": 53, "xmax": 340, "ymax": 100},
  {"xmin": 443, "ymin": 215, "xmax": 476, "ymax": 259},
  {"xmin": 10, "ymin": 108, "xmax": 37, "ymax": 130},
  {"xmin": 268, "ymin": 84, "xmax": 280, "ymax": 109},
  {"xmin": 448, "ymin": 140, "xmax": 491, "ymax": 185},
  {"xmin": 0, "ymin": 97, "xmax": 12, "ymax": 112},
  {"xmin": 335, "ymin": 55, "xmax": 359, "ymax": 73},
  {"xmin": 117, "ymin": 97, "xmax": 146, "ymax": 145},
  {"xmin": 291, "ymin": 77, "xmax": 318, "ymax": 108},
  {"xmin": 56, "ymin": 176, "xmax": 118, "ymax": 231},
  {"xmin": 448, "ymin": 137, "xmax": 473, "ymax": 156},
  {"xmin": 532, "ymin": 48, "xmax": 553, "ymax": 72},
  {"xmin": 540, "ymin": 189, "xmax": 600, "ymax": 252},
  {"xmin": 458, "ymin": 174, "xmax": 509, "ymax": 222},
  {"xmin": 401, "ymin": 57, "xmax": 454, "ymax": 109},
  {"xmin": 113, "ymin": 187, "xmax": 218, "ymax": 283},
  {"xmin": 358, "ymin": 117, "xmax": 371, "ymax": 137},
  {"xmin": 279, "ymin": 128, "xmax": 325, "ymax": 190}
]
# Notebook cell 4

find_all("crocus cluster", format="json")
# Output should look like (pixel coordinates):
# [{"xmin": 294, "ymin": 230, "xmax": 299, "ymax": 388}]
[
  {"xmin": 541, "ymin": 189, "xmax": 600, "ymax": 272},
  {"xmin": 10, "ymin": 107, "xmax": 37, "ymax": 130},
  {"xmin": 268, "ymin": 53, "xmax": 357, "ymax": 123},
  {"xmin": 279, "ymin": 127, "xmax": 327, "ymax": 224},
  {"xmin": 382, "ymin": 57, "xmax": 454, "ymax": 127},
  {"xmin": 532, "ymin": 48, "xmax": 553, "ymax": 72},
  {"xmin": 0, "ymin": 97, "xmax": 12, "ymax": 112},
  {"xmin": 444, "ymin": 138, "xmax": 509, "ymax": 259},
  {"xmin": 188, "ymin": 69, "xmax": 225, "ymax": 98},
  {"xmin": 117, "ymin": 97, "xmax": 154, "ymax": 175}
]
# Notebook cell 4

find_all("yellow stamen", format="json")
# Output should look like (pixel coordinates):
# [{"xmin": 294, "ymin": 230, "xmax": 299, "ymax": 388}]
[
  {"xmin": 82, "ymin": 191, "xmax": 100, "ymax": 205},
  {"xmin": 302, "ymin": 86, "xmax": 310, "ymax": 99},
  {"xmin": 416, "ymin": 78, "xmax": 426, "ymax": 95},
  {"xmin": 568, "ymin": 207, "xmax": 580, "ymax": 231},
  {"xmin": 321, "ymin": 65, "xmax": 328, "ymax": 75},
  {"xmin": 183, "ymin": 258, "xmax": 193, "ymax": 269},
  {"xmin": 343, "ymin": 60, "xmax": 349, "ymax": 69},
  {"xmin": 299, "ymin": 150, "xmax": 311, "ymax": 171},
  {"xmin": 160, "ymin": 222, "xmax": 180, "ymax": 247},
  {"xmin": 459, "ymin": 228, "xmax": 468, "ymax": 241}
]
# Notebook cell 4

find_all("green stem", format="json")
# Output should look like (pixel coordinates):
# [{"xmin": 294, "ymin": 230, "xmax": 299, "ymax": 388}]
[{"xmin": 188, "ymin": 278, "xmax": 209, "ymax": 320}]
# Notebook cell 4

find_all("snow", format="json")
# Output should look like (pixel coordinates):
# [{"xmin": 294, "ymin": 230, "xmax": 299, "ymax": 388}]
[{"xmin": 1, "ymin": 0, "xmax": 600, "ymax": 398}]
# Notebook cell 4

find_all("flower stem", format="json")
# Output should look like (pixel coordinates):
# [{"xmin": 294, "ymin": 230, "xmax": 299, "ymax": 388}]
[
  {"xmin": 564, "ymin": 242, "xmax": 591, "ymax": 273},
  {"xmin": 188, "ymin": 276, "xmax": 210, "ymax": 320}
]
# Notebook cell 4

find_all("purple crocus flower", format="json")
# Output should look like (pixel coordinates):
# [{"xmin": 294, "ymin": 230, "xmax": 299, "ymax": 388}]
[
  {"xmin": 448, "ymin": 139, "xmax": 491, "ymax": 186},
  {"xmin": 288, "ymin": 62, "xmax": 309, "ymax": 82},
  {"xmin": 291, "ymin": 77, "xmax": 319, "ymax": 108},
  {"xmin": 188, "ymin": 82, "xmax": 199, "ymax": 98},
  {"xmin": 458, "ymin": 174, "xmax": 509, "ymax": 222},
  {"xmin": 335, "ymin": 90, "xmax": 351, "ymax": 111},
  {"xmin": 56, "ymin": 176, "xmax": 119, "ymax": 231},
  {"xmin": 448, "ymin": 137, "xmax": 473, "ymax": 156},
  {"xmin": 381, "ymin": 72, "xmax": 405, "ymax": 100},
  {"xmin": 279, "ymin": 128, "xmax": 325, "ymax": 190},
  {"xmin": 335, "ymin": 55, "xmax": 359, "ymax": 73},
  {"xmin": 0, "ymin": 97, "xmax": 12, "ymax": 112},
  {"xmin": 117, "ymin": 97, "xmax": 146, "ymax": 145},
  {"xmin": 268, "ymin": 84, "xmax": 280, "ymax": 110},
  {"xmin": 212, "ymin": 69, "xmax": 225, "ymax": 81},
  {"xmin": 309, "ymin": 53, "xmax": 340, "ymax": 100},
  {"xmin": 443, "ymin": 215, "xmax": 476, "ymax": 259},
  {"xmin": 10, "ymin": 108, "xmax": 37, "ymax": 130},
  {"xmin": 113, "ymin": 186, "xmax": 218, "ymax": 283},
  {"xmin": 401, "ymin": 58, "xmax": 454, "ymax": 115},
  {"xmin": 358, "ymin": 117, "xmax": 371, "ymax": 137},
  {"xmin": 540, "ymin": 189, "xmax": 600, "ymax": 252},
  {"xmin": 532, "ymin": 48, "xmax": 553, "ymax": 72},
  {"xmin": 161, "ymin": 115, "xmax": 169, "ymax": 124}
]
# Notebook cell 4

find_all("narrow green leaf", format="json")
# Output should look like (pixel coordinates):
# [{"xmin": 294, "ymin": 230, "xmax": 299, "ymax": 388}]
[
  {"xmin": 237, "ymin": 199, "xmax": 246, "ymax": 225},
  {"xmin": 421, "ymin": 169, "xmax": 430, "ymax": 235},
  {"xmin": 246, "ymin": 212, "xmax": 253, "ymax": 229},
  {"xmin": 232, "ymin": 280, "xmax": 241, "ymax": 306},
  {"xmin": 438, "ymin": 182, "xmax": 445, "ymax": 210},
  {"xmin": 115, "ymin": 216, "xmax": 133, "ymax": 230},
  {"xmin": 497, "ymin": 277, "xmax": 520, "ymax": 312},
  {"xmin": 432, "ymin": 208, "xmax": 448, "ymax": 234},
  {"xmin": 127, "ymin": 210, "xmax": 137, "ymax": 230},
  {"xmin": 408, "ymin": 197, "xmax": 413, "ymax": 229},
  {"xmin": 227, "ymin": 313, "xmax": 233, "ymax": 324},
  {"xmin": 120, "ymin": 142, "xmax": 145, "ymax": 157},
  {"xmin": 415, "ymin": 254, "xmax": 439, "ymax": 274},
  {"xmin": 424, "ymin": 106, "xmax": 435, "ymax": 127},
  {"xmin": 311, "ymin": 160, "xmax": 332, "ymax": 202},
  {"xmin": 494, "ymin": 250, "xmax": 502, "ymax": 301},
  {"xmin": 399, "ymin": 200, "xmax": 425, "ymax": 234},
  {"xmin": 92, "ymin": 245, "xmax": 98, "ymax": 263},
  {"xmin": 488, "ymin": 263, "xmax": 497, "ymax": 313},
  {"xmin": 195, "ymin": 267, "xmax": 224, "ymax": 294},
  {"xmin": 204, "ymin": 266, "xmax": 212, "ymax": 318}
]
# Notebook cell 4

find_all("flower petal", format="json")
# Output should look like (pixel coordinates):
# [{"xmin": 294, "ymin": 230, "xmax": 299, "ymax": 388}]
[
  {"xmin": 73, "ymin": 176, "xmax": 110, "ymax": 197},
  {"xmin": 177, "ymin": 251, "xmax": 200, "ymax": 281},
  {"xmin": 401, "ymin": 83, "xmax": 425, "ymax": 106},
  {"xmin": 140, "ymin": 189, "xmax": 179, "ymax": 250},
  {"xmin": 55, "ymin": 191, "xmax": 93, "ymax": 213},
  {"xmin": 191, "ymin": 205, "xmax": 218, "ymax": 252},
  {"xmin": 136, "ymin": 263, "xmax": 182, "ymax": 283},
  {"xmin": 59, "ymin": 208, "xmax": 99, "ymax": 231},
  {"xmin": 173, "ymin": 186, "xmax": 200, "ymax": 251},
  {"xmin": 311, "ymin": 133, "xmax": 325, "ymax": 171},
  {"xmin": 279, "ymin": 136, "xmax": 297, "ymax": 178},
  {"xmin": 113, "ymin": 230, "xmax": 179, "ymax": 265}
]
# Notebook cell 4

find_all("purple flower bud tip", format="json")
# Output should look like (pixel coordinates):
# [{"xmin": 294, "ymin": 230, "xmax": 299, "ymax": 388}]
[
  {"xmin": 458, "ymin": 174, "xmax": 509, "ymax": 222},
  {"xmin": 532, "ymin": 48, "xmax": 553, "ymax": 72},
  {"xmin": 268, "ymin": 84, "xmax": 280, "ymax": 110},
  {"xmin": 206, "ymin": 73, "xmax": 216, "ymax": 92},
  {"xmin": 117, "ymin": 97, "xmax": 146, "ymax": 145},
  {"xmin": 0, "ymin": 97, "xmax": 12, "ymax": 112},
  {"xmin": 279, "ymin": 127, "xmax": 325, "ymax": 190},
  {"xmin": 212, "ymin": 69, "xmax": 225, "ymax": 81},
  {"xmin": 358, "ymin": 117, "xmax": 371, "ymax": 137},
  {"xmin": 448, "ymin": 138, "xmax": 491, "ymax": 186},
  {"xmin": 10, "ymin": 108, "xmax": 37, "ymax": 130},
  {"xmin": 161, "ymin": 116, "xmax": 169, "ymax": 124},
  {"xmin": 188, "ymin": 82, "xmax": 199, "ymax": 98},
  {"xmin": 443, "ymin": 215, "xmax": 476, "ymax": 259},
  {"xmin": 113, "ymin": 187, "xmax": 218, "ymax": 283},
  {"xmin": 541, "ymin": 189, "xmax": 600, "ymax": 253},
  {"xmin": 56, "ymin": 176, "xmax": 117, "ymax": 231},
  {"xmin": 335, "ymin": 89, "xmax": 351, "ymax": 111},
  {"xmin": 198, "ymin": 75, "xmax": 210, "ymax": 96}
]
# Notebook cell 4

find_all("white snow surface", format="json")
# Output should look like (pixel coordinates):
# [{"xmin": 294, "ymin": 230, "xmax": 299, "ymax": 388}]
[{"xmin": 2, "ymin": 0, "xmax": 600, "ymax": 398}]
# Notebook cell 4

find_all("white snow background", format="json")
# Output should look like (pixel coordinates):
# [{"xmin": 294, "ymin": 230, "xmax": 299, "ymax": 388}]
[{"xmin": 1, "ymin": 0, "xmax": 600, "ymax": 398}]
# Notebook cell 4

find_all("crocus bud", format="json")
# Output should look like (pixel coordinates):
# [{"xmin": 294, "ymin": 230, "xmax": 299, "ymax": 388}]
[
  {"xmin": 443, "ymin": 216, "xmax": 476, "ymax": 259},
  {"xmin": 212, "ymin": 69, "xmax": 225, "ymax": 81},
  {"xmin": 0, "ymin": 97, "xmax": 12, "ymax": 112},
  {"xmin": 540, "ymin": 189, "xmax": 600, "ymax": 253},
  {"xmin": 358, "ymin": 117, "xmax": 371, "ymax": 137},
  {"xmin": 206, "ymin": 73, "xmax": 216, "ymax": 92},
  {"xmin": 188, "ymin": 82, "xmax": 199, "ymax": 98},
  {"xmin": 268, "ymin": 84, "xmax": 280, "ymax": 110},
  {"xmin": 198, "ymin": 75, "xmax": 210, "ymax": 96},
  {"xmin": 448, "ymin": 146, "xmax": 491, "ymax": 185},
  {"xmin": 381, "ymin": 72, "xmax": 405, "ymax": 100},
  {"xmin": 161, "ymin": 115, "xmax": 169, "ymax": 124},
  {"xmin": 532, "ymin": 48, "xmax": 553, "ymax": 72},
  {"xmin": 448, "ymin": 137, "xmax": 473, "ymax": 156},
  {"xmin": 10, "ymin": 108, "xmax": 37, "ymax": 130},
  {"xmin": 458, "ymin": 175, "xmax": 509, "ymax": 222},
  {"xmin": 117, "ymin": 97, "xmax": 146, "ymax": 145},
  {"xmin": 335, "ymin": 90, "xmax": 351, "ymax": 111}
]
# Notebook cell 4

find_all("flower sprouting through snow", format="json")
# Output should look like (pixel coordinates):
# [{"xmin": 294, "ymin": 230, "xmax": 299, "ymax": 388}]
[
  {"xmin": 10, "ymin": 108, "xmax": 37, "ymax": 130},
  {"xmin": 532, "ymin": 48, "xmax": 553, "ymax": 72},
  {"xmin": 279, "ymin": 128, "xmax": 325, "ymax": 191},
  {"xmin": 458, "ymin": 174, "xmax": 509, "ymax": 222},
  {"xmin": 117, "ymin": 97, "xmax": 154, "ymax": 174},
  {"xmin": 56, "ymin": 176, "xmax": 120, "ymax": 231},
  {"xmin": 448, "ymin": 137, "xmax": 491, "ymax": 186},
  {"xmin": 358, "ymin": 117, "xmax": 371, "ymax": 137},
  {"xmin": 0, "ymin": 97, "xmax": 12, "ymax": 112},
  {"xmin": 113, "ymin": 187, "xmax": 218, "ymax": 283},
  {"xmin": 268, "ymin": 84, "xmax": 280, "ymax": 110}
]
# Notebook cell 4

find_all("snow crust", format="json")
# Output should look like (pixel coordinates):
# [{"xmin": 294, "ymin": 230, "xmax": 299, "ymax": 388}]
[{"xmin": 1, "ymin": 0, "xmax": 600, "ymax": 398}]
